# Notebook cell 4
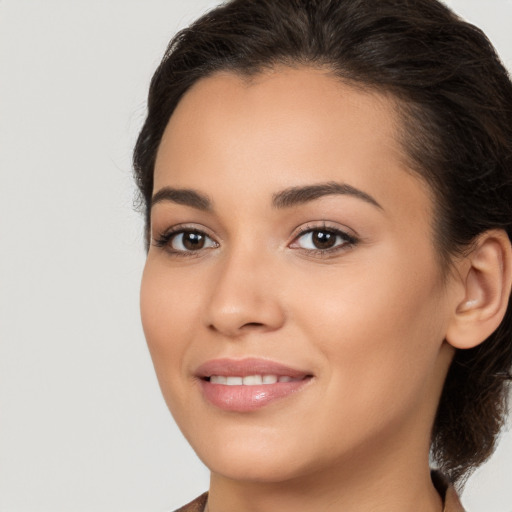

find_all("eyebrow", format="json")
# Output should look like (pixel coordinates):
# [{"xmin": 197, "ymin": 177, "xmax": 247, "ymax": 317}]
[
  {"xmin": 272, "ymin": 181, "xmax": 382, "ymax": 210},
  {"xmin": 151, "ymin": 187, "xmax": 212, "ymax": 211},
  {"xmin": 151, "ymin": 181, "xmax": 382, "ymax": 212}
]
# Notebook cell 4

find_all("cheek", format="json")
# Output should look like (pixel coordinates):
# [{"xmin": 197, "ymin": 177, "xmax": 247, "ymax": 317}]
[
  {"xmin": 291, "ymin": 245, "xmax": 448, "ymax": 418},
  {"xmin": 139, "ymin": 259, "xmax": 200, "ymax": 393}
]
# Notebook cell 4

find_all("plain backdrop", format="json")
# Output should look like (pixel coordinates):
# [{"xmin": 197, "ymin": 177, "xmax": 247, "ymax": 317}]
[{"xmin": 0, "ymin": 1, "xmax": 511, "ymax": 511}]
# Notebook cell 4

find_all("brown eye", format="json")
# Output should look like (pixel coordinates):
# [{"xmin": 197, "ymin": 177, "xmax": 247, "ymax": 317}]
[
  {"xmin": 169, "ymin": 231, "xmax": 217, "ymax": 252},
  {"xmin": 292, "ymin": 228, "xmax": 356, "ymax": 252},
  {"xmin": 180, "ymin": 232, "xmax": 205, "ymax": 250},
  {"xmin": 311, "ymin": 231, "xmax": 337, "ymax": 249}
]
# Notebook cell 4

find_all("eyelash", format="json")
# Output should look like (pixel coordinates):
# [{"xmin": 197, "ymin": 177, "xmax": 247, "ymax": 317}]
[
  {"xmin": 291, "ymin": 223, "xmax": 358, "ymax": 257},
  {"xmin": 152, "ymin": 223, "xmax": 358, "ymax": 258},
  {"xmin": 153, "ymin": 225, "xmax": 218, "ymax": 257}
]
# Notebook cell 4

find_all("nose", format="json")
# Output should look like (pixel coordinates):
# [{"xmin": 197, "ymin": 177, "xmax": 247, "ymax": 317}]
[{"xmin": 203, "ymin": 248, "xmax": 286, "ymax": 338}]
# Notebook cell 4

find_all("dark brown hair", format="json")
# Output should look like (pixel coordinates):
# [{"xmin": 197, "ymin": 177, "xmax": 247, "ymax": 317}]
[{"xmin": 134, "ymin": 0, "xmax": 512, "ymax": 484}]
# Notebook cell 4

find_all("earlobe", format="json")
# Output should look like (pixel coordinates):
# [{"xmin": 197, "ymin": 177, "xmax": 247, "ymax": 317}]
[{"xmin": 446, "ymin": 229, "xmax": 512, "ymax": 350}]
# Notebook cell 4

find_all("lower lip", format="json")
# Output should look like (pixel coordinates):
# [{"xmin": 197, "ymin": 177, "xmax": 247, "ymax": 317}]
[{"xmin": 200, "ymin": 378, "xmax": 311, "ymax": 412}]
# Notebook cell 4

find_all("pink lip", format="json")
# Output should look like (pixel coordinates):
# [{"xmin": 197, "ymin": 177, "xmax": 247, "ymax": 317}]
[{"xmin": 196, "ymin": 358, "xmax": 313, "ymax": 412}]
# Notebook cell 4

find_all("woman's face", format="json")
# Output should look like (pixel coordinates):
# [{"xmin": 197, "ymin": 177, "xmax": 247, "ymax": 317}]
[{"xmin": 141, "ymin": 67, "xmax": 457, "ymax": 483}]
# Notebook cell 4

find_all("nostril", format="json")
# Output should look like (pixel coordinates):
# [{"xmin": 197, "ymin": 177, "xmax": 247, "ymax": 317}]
[
  {"xmin": 205, "ymin": 299, "xmax": 286, "ymax": 336},
  {"xmin": 208, "ymin": 320, "xmax": 271, "ymax": 335}
]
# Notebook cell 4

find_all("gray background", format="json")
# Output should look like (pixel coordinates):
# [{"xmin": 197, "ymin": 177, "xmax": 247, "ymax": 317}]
[{"xmin": 0, "ymin": 1, "xmax": 511, "ymax": 510}]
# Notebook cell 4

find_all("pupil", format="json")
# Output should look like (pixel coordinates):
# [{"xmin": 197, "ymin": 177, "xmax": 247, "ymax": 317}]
[
  {"xmin": 313, "ymin": 231, "xmax": 335, "ymax": 249},
  {"xmin": 183, "ymin": 232, "xmax": 204, "ymax": 250}
]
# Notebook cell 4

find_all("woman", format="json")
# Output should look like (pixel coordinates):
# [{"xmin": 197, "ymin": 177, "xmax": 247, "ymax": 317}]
[{"xmin": 134, "ymin": 0, "xmax": 512, "ymax": 510}]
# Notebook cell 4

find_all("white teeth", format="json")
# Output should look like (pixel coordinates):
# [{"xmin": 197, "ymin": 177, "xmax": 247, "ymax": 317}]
[
  {"xmin": 243, "ymin": 375, "xmax": 263, "ymax": 385},
  {"xmin": 208, "ymin": 374, "xmax": 296, "ymax": 385},
  {"xmin": 226, "ymin": 376, "xmax": 243, "ymax": 386}
]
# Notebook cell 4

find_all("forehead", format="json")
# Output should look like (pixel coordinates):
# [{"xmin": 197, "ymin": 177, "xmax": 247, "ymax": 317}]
[
  {"xmin": 154, "ymin": 66, "xmax": 432, "ymax": 228},
  {"xmin": 155, "ymin": 66, "xmax": 406, "ymax": 183}
]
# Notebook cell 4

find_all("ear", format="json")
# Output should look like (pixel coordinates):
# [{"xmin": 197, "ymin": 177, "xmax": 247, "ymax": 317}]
[{"xmin": 446, "ymin": 229, "xmax": 512, "ymax": 350}]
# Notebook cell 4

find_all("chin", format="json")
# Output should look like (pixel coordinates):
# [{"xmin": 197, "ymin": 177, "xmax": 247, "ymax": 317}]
[
  {"xmin": 206, "ymin": 450, "xmax": 310, "ymax": 483},
  {"xmin": 186, "ymin": 425, "xmax": 315, "ymax": 483}
]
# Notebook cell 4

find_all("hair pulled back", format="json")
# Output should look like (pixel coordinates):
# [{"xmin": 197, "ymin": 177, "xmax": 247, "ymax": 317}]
[{"xmin": 134, "ymin": 0, "xmax": 512, "ymax": 484}]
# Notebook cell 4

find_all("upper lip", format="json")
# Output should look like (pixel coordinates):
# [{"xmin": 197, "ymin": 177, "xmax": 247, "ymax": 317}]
[{"xmin": 195, "ymin": 358, "xmax": 312, "ymax": 379}]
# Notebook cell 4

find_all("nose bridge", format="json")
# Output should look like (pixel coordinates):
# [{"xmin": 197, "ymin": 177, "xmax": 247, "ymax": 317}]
[{"xmin": 204, "ymin": 239, "xmax": 285, "ymax": 336}]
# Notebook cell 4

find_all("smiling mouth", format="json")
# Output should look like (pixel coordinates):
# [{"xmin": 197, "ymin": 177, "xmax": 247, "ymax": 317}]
[
  {"xmin": 206, "ymin": 374, "xmax": 306, "ymax": 385},
  {"xmin": 196, "ymin": 359, "xmax": 313, "ymax": 412}
]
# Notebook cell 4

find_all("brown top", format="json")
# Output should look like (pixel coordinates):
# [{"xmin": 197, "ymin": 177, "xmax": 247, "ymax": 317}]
[
  {"xmin": 174, "ymin": 492, "xmax": 208, "ymax": 512},
  {"xmin": 174, "ymin": 472, "xmax": 466, "ymax": 512}
]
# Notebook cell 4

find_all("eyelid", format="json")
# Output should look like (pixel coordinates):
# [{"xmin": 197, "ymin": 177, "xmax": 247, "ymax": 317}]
[
  {"xmin": 288, "ymin": 222, "xmax": 359, "ymax": 254},
  {"xmin": 152, "ymin": 223, "xmax": 220, "ymax": 255},
  {"xmin": 290, "ymin": 221, "xmax": 358, "ymax": 241},
  {"xmin": 152, "ymin": 222, "xmax": 216, "ymax": 241}
]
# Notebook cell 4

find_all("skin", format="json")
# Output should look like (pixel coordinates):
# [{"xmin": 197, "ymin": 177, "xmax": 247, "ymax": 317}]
[{"xmin": 140, "ymin": 67, "xmax": 467, "ymax": 512}]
